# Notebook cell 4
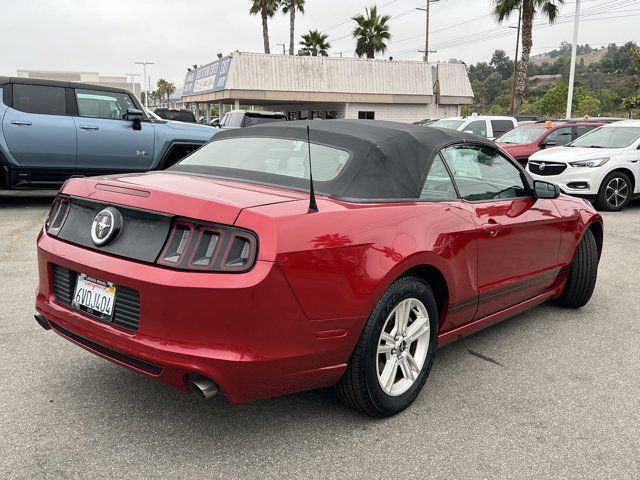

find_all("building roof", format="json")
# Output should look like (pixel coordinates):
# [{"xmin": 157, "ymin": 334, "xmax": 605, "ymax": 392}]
[
  {"xmin": 181, "ymin": 53, "xmax": 477, "ymax": 105},
  {"xmin": 172, "ymin": 119, "xmax": 491, "ymax": 201},
  {"xmin": 435, "ymin": 63, "xmax": 474, "ymax": 105}
]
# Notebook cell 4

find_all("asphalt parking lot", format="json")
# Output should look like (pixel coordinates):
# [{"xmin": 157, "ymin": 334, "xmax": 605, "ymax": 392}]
[{"xmin": 1, "ymin": 191, "xmax": 639, "ymax": 480}]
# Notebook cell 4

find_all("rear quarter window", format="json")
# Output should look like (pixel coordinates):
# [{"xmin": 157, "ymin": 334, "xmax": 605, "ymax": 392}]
[
  {"xmin": 491, "ymin": 120, "xmax": 515, "ymax": 137},
  {"xmin": 12, "ymin": 84, "xmax": 67, "ymax": 115}
]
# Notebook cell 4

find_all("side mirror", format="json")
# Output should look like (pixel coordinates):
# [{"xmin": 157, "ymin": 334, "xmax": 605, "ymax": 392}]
[
  {"xmin": 125, "ymin": 108, "xmax": 144, "ymax": 131},
  {"xmin": 540, "ymin": 140, "xmax": 556, "ymax": 149},
  {"xmin": 210, "ymin": 119, "xmax": 220, "ymax": 127},
  {"xmin": 534, "ymin": 180, "xmax": 560, "ymax": 199}
]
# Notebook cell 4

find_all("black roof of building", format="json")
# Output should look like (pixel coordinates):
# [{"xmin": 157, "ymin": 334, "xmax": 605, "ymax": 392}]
[
  {"xmin": 0, "ymin": 76, "xmax": 130, "ymax": 94},
  {"xmin": 180, "ymin": 120, "xmax": 492, "ymax": 201}
]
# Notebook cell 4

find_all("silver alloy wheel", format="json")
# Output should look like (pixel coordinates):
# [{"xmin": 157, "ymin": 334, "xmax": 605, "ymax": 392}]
[
  {"xmin": 605, "ymin": 177, "xmax": 629, "ymax": 208},
  {"xmin": 376, "ymin": 298, "xmax": 430, "ymax": 396}
]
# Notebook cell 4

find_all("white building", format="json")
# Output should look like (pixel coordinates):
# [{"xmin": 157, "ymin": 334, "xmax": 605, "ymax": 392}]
[
  {"xmin": 15, "ymin": 70, "xmax": 142, "ymax": 97},
  {"xmin": 181, "ymin": 52, "xmax": 473, "ymax": 123}
]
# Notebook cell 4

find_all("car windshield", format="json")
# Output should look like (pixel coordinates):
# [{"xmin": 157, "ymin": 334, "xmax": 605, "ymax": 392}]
[
  {"xmin": 570, "ymin": 126, "xmax": 640, "ymax": 148},
  {"xmin": 176, "ymin": 137, "xmax": 350, "ymax": 182},
  {"xmin": 497, "ymin": 126, "xmax": 548, "ymax": 144},
  {"xmin": 244, "ymin": 114, "xmax": 287, "ymax": 127},
  {"xmin": 431, "ymin": 119, "xmax": 465, "ymax": 130}
]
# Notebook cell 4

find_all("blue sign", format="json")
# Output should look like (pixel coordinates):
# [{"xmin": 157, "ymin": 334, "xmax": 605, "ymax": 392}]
[{"xmin": 183, "ymin": 56, "xmax": 232, "ymax": 95}]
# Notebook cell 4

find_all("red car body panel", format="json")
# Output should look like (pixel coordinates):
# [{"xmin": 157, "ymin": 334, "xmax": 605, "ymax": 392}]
[{"xmin": 35, "ymin": 172, "xmax": 603, "ymax": 403}]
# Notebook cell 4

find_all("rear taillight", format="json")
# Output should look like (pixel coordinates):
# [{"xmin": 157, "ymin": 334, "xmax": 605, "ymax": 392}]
[
  {"xmin": 157, "ymin": 219, "xmax": 258, "ymax": 272},
  {"xmin": 45, "ymin": 195, "xmax": 71, "ymax": 236}
]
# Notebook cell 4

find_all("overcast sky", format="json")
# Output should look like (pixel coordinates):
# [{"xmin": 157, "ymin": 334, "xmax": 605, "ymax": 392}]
[{"xmin": 1, "ymin": 0, "xmax": 637, "ymax": 89}]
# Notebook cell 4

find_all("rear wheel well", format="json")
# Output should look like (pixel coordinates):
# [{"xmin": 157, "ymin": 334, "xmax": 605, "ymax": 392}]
[
  {"xmin": 157, "ymin": 143, "xmax": 202, "ymax": 170},
  {"xmin": 404, "ymin": 265, "xmax": 448, "ymax": 326}
]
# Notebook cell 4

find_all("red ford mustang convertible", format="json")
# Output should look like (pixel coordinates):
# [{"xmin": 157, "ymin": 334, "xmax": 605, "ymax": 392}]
[{"xmin": 35, "ymin": 120, "xmax": 602, "ymax": 417}]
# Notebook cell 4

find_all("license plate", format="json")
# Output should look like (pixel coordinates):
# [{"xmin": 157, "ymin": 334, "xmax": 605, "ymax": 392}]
[{"xmin": 72, "ymin": 274, "xmax": 116, "ymax": 321}]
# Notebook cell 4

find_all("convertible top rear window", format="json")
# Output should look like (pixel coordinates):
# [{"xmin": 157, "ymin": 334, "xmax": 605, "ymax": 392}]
[{"xmin": 178, "ymin": 137, "xmax": 350, "ymax": 182}]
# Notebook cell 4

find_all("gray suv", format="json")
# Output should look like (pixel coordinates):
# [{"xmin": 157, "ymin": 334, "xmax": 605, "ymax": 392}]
[{"xmin": 0, "ymin": 77, "xmax": 215, "ymax": 189}]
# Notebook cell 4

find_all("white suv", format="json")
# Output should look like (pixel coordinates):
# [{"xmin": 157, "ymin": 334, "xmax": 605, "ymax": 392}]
[
  {"xmin": 527, "ymin": 120, "xmax": 640, "ymax": 211},
  {"xmin": 431, "ymin": 115, "xmax": 518, "ymax": 140}
]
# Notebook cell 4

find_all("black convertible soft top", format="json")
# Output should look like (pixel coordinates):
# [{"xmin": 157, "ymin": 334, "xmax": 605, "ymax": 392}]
[{"xmin": 173, "ymin": 120, "xmax": 495, "ymax": 201}]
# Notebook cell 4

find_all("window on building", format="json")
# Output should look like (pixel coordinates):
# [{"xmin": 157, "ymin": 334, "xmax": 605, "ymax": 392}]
[
  {"xmin": 75, "ymin": 89, "xmax": 135, "ymax": 119},
  {"xmin": 13, "ymin": 84, "xmax": 67, "ymax": 116},
  {"xmin": 358, "ymin": 111, "xmax": 375, "ymax": 120}
]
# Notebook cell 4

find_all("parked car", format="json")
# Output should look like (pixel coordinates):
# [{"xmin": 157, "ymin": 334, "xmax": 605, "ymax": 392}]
[
  {"xmin": 496, "ymin": 121, "xmax": 604, "ymax": 166},
  {"xmin": 218, "ymin": 110, "xmax": 287, "ymax": 129},
  {"xmin": 154, "ymin": 108, "xmax": 197, "ymax": 123},
  {"xmin": 527, "ymin": 120, "xmax": 640, "ymax": 211},
  {"xmin": 0, "ymin": 77, "xmax": 215, "ymax": 189},
  {"xmin": 431, "ymin": 115, "xmax": 518, "ymax": 140},
  {"xmin": 34, "ymin": 120, "xmax": 602, "ymax": 417}
]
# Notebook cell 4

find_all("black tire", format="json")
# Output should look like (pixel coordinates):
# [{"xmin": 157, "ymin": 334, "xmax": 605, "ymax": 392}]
[
  {"xmin": 553, "ymin": 229, "xmax": 598, "ymax": 308},
  {"xmin": 595, "ymin": 171, "xmax": 632, "ymax": 211},
  {"xmin": 335, "ymin": 275, "xmax": 439, "ymax": 417}
]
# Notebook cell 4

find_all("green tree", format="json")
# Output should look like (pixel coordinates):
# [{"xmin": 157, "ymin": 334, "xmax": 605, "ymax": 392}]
[
  {"xmin": 352, "ymin": 5, "xmax": 391, "ymax": 59},
  {"xmin": 281, "ymin": 0, "xmax": 305, "ymax": 55},
  {"xmin": 299, "ymin": 29, "xmax": 331, "ymax": 57},
  {"xmin": 622, "ymin": 47, "xmax": 640, "ymax": 115},
  {"xmin": 483, "ymin": 72, "xmax": 504, "ymax": 104},
  {"xmin": 576, "ymin": 95, "xmax": 601, "ymax": 117},
  {"xmin": 490, "ymin": 49, "xmax": 514, "ymax": 80},
  {"xmin": 493, "ymin": 0, "xmax": 565, "ymax": 113},
  {"xmin": 250, "ymin": 0, "xmax": 280, "ymax": 54}
]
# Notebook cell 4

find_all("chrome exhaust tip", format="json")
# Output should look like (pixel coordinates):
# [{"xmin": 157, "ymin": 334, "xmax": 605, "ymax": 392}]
[
  {"xmin": 34, "ymin": 313, "xmax": 51, "ymax": 331},
  {"xmin": 187, "ymin": 374, "xmax": 218, "ymax": 400}
]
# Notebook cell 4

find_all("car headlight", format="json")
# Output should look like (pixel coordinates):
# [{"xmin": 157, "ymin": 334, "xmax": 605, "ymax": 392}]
[{"xmin": 569, "ymin": 157, "xmax": 609, "ymax": 168}]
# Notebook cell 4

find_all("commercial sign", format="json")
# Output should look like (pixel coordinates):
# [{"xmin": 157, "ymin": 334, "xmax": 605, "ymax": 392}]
[{"xmin": 182, "ymin": 56, "xmax": 232, "ymax": 96}]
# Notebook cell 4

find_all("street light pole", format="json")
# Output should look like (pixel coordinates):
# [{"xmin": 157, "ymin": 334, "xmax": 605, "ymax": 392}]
[
  {"xmin": 510, "ymin": 7, "xmax": 522, "ymax": 115},
  {"xmin": 135, "ymin": 61, "xmax": 154, "ymax": 109},
  {"xmin": 566, "ymin": 0, "xmax": 581, "ymax": 119},
  {"xmin": 126, "ymin": 73, "xmax": 139, "ymax": 96},
  {"xmin": 276, "ymin": 43, "xmax": 286, "ymax": 55}
]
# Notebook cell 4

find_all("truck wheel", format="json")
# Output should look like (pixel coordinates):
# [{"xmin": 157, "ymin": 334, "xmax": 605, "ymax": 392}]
[{"xmin": 336, "ymin": 275, "xmax": 438, "ymax": 417}]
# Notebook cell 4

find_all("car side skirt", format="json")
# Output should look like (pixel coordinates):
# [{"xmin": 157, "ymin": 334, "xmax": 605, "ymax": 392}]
[{"xmin": 437, "ymin": 288, "xmax": 561, "ymax": 346}]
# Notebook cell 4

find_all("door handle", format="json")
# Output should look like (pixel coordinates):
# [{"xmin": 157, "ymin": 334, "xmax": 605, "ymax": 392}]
[
  {"xmin": 10, "ymin": 120, "xmax": 32, "ymax": 126},
  {"xmin": 481, "ymin": 219, "xmax": 502, "ymax": 237},
  {"xmin": 79, "ymin": 125, "xmax": 100, "ymax": 131}
]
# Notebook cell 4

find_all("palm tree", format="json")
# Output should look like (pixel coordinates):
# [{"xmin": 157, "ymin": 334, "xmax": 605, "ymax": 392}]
[
  {"xmin": 250, "ymin": 0, "xmax": 280, "ymax": 54},
  {"xmin": 352, "ymin": 5, "xmax": 391, "ymax": 59},
  {"xmin": 494, "ymin": 0, "xmax": 565, "ymax": 113},
  {"xmin": 282, "ymin": 0, "xmax": 305, "ymax": 55},
  {"xmin": 156, "ymin": 79, "xmax": 176, "ymax": 107},
  {"xmin": 300, "ymin": 30, "xmax": 331, "ymax": 57}
]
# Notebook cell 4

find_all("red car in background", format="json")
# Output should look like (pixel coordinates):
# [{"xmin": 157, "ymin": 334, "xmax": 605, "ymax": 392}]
[
  {"xmin": 34, "ymin": 121, "xmax": 603, "ymax": 417},
  {"xmin": 496, "ymin": 121, "xmax": 605, "ymax": 166}
]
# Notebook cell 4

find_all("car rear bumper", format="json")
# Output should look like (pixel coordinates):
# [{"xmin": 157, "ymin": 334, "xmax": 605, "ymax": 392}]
[{"xmin": 35, "ymin": 232, "xmax": 362, "ymax": 403}]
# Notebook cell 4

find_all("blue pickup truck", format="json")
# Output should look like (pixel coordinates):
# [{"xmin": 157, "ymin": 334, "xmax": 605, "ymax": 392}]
[{"xmin": 0, "ymin": 77, "xmax": 215, "ymax": 189}]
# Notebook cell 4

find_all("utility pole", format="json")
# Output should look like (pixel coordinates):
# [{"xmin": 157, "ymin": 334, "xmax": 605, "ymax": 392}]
[
  {"xmin": 135, "ymin": 61, "xmax": 154, "ymax": 109},
  {"xmin": 276, "ymin": 43, "xmax": 286, "ymax": 55},
  {"xmin": 566, "ymin": 0, "xmax": 581, "ymax": 119},
  {"xmin": 510, "ymin": 7, "xmax": 522, "ymax": 115},
  {"xmin": 416, "ymin": 0, "xmax": 440, "ymax": 62}
]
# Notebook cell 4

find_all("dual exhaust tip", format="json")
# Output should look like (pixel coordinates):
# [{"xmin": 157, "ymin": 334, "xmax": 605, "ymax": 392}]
[{"xmin": 35, "ymin": 312, "xmax": 218, "ymax": 401}]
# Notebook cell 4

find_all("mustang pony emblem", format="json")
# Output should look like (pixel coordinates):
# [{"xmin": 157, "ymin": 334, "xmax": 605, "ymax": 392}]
[{"xmin": 91, "ymin": 207, "xmax": 123, "ymax": 246}]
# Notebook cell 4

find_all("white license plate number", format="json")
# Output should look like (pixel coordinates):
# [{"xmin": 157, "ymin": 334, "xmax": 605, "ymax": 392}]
[{"xmin": 72, "ymin": 274, "xmax": 116, "ymax": 320}]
